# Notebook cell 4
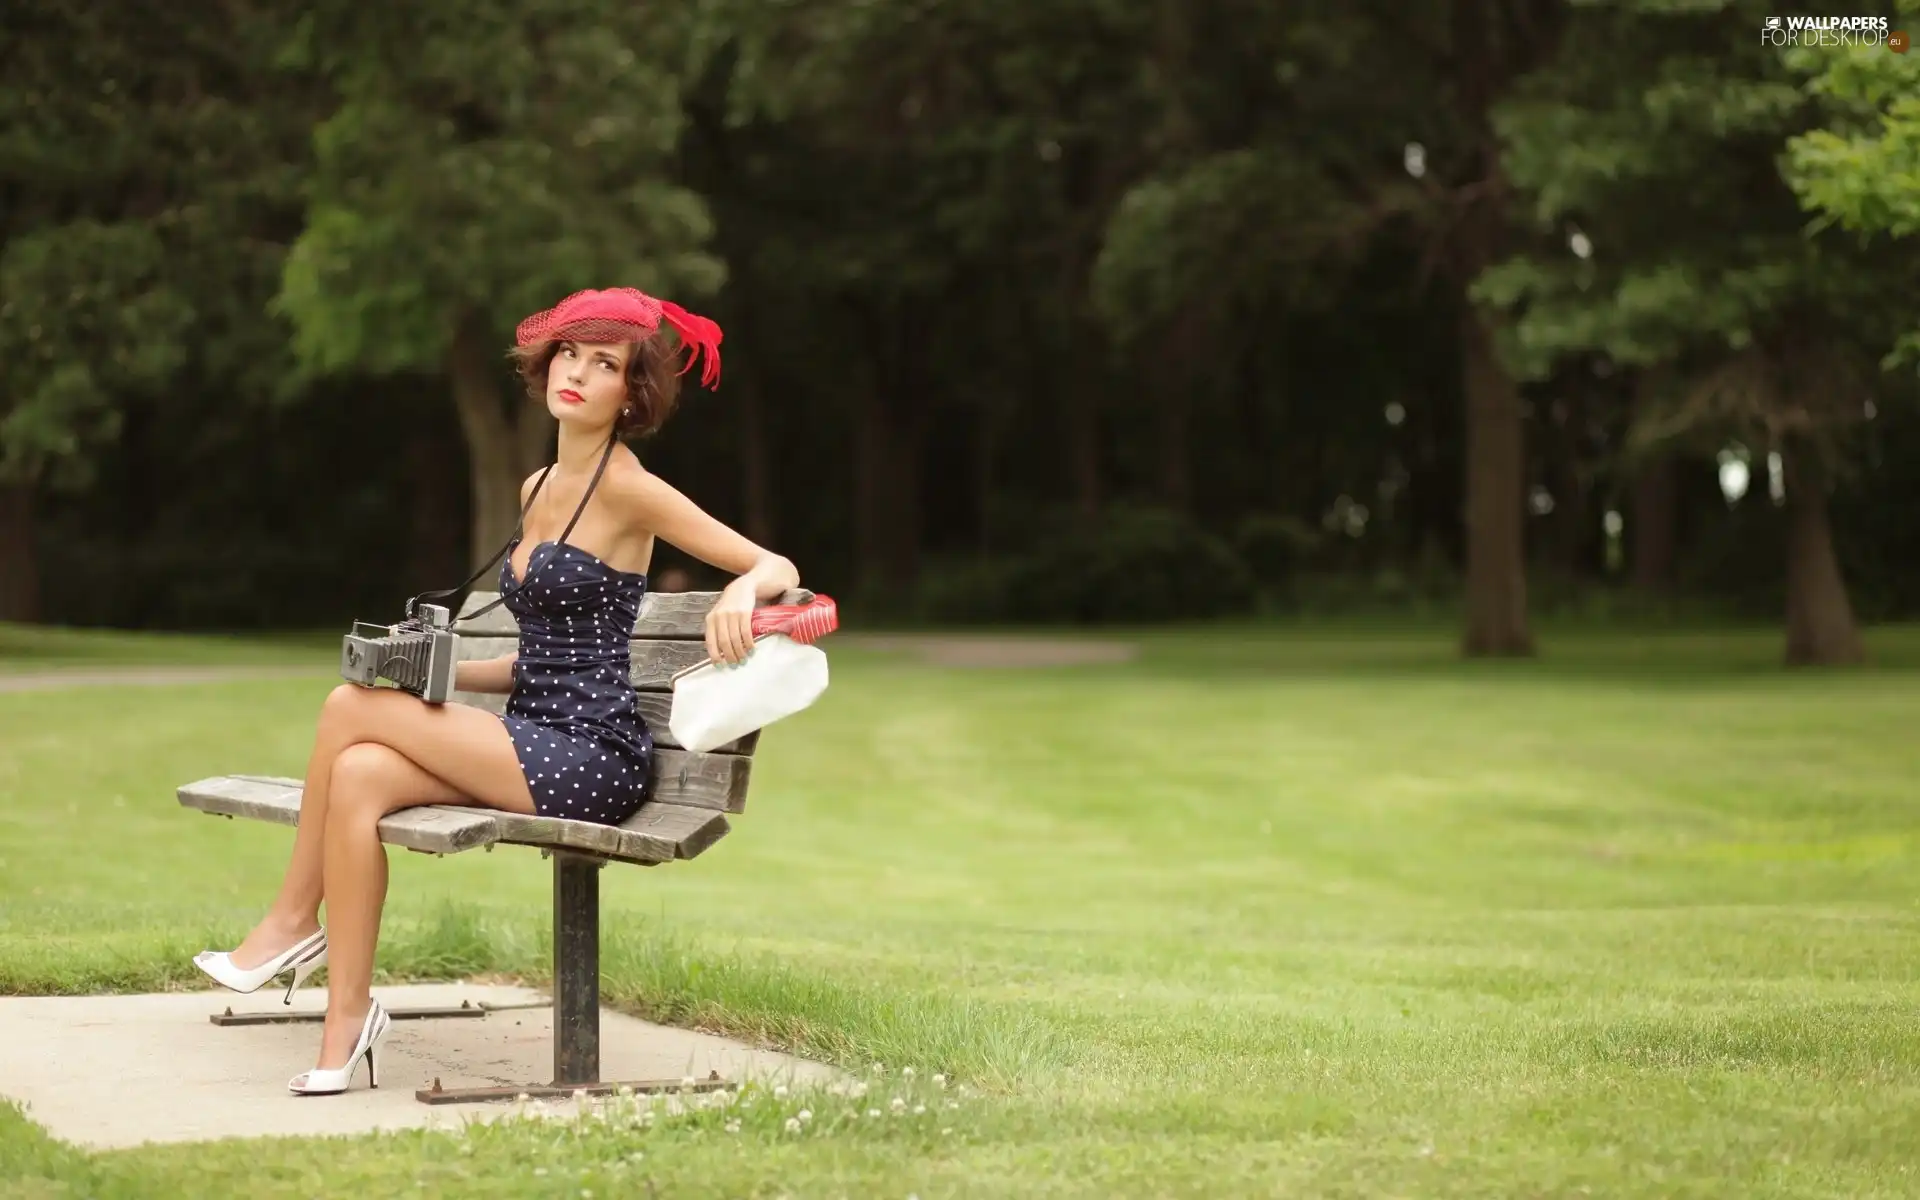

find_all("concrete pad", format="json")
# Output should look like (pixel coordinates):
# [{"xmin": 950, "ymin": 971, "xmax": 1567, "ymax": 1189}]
[{"xmin": 0, "ymin": 982, "xmax": 842, "ymax": 1149}]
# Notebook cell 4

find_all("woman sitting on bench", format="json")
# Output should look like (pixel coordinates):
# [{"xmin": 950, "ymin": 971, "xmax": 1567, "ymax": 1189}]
[{"xmin": 191, "ymin": 288, "xmax": 802, "ymax": 1096}]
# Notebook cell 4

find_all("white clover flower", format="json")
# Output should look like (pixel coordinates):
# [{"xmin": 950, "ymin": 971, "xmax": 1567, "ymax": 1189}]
[
  {"xmin": 871, "ymin": 1062, "xmax": 884, "ymax": 1074},
  {"xmin": 681, "ymin": 1076, "xmax": 696, "ymax": 1088},
  {"xmin": 934, "ymin": 1074, "xmax": 946, "ymax": 1087},
  {"xmin": 890, "ymin": 1097, "xmax": 906, "ymax": 1113},
  {"xmin": 914, "ymin": 1104, "xmax": 926, "ymax": 1115},
  {"xmin": 797, "ymin": 1109, "xmax": 812, "ymax": 1123},
  {"xmin": 901, "ymin": 1067, "xmax": 915, "ymax": 1079},
  {"xmin": 785, "ymin": 1117, "xmax": 802, "ymax": 1133},
  {"xmin": 774, "ymin": 1084, "xmax": 788, "ymax": 1098},
  {"xmin": 725, "ymin": 1119, "xmax": 741, "ymax": 1134},
  {"xmin": 868, "ymin": 1108, "xmax": 882, "ymax": 1118}
]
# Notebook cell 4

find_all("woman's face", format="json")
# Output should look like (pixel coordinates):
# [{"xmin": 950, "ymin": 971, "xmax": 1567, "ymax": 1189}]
[{"xmin": 545, "ymin": 340, "xmax": 632, "ymax": 429}]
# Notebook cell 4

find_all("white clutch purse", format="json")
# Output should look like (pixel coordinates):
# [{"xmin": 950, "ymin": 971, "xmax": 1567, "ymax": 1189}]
[{"xmin": 667, "ymin": 598, "xmax": 837, "ymax": 753}]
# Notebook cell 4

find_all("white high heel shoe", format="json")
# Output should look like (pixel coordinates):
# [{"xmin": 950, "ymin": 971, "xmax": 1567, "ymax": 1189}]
[
  {"xmin": 288, "ymin": 1000, "xmax": 391, "ymax": 1096},
  {"xmin": 193, "ymin": 928, "xmax": 328, "ymax": 1005}
]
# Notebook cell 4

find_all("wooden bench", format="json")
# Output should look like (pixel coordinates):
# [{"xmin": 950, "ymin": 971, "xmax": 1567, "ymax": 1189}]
[{"xmin": 177, "ymin": 586, "xmax": 812, "ymax": 1104}]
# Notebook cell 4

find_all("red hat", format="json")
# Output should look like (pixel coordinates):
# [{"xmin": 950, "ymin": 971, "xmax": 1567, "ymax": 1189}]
[{"xmin": 515, "ymin": 287, "xmax": 723, "ymax": 389}]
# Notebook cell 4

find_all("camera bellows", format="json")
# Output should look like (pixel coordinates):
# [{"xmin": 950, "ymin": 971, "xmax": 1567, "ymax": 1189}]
[{"xmin": 341, "ymin": 603, "xmax": 458, "ymax": 703}]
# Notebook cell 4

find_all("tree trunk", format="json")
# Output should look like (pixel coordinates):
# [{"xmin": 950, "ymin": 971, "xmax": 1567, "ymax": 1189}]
[
  {"xmin": 1153, "ymin": 0, "xmax": 1197, "ymax": 517},
  {"xmin": 1155, "ymin": 317, "xmax": 1196, "ymax": 514},
  {"xmin": 881, "ymin": 418, "xmax": 922, "ymax": 587},
  {"xmin": 1446, "ymin": 0, "xmax": 1552, "ymax": 657},
  {"xmin": 1544, "ymin": 396, "xmax": 1588, "ymax": 577},
  {"xmin": 1068, "ymin": 373, "xmax": 1102, "ymax": 518},
  {"xmin": 1629, "ymin": 452, "xmax": 1679, "ymax": 592},
  {"xmin": 1460, "ymin": 305, "xmax": 1533, "ymax": 656},
  {"xmin": 854, "ymin": 382, "xmax": 885, "ymax": 590},
  {"xmin": 1781, "ymin": 440, "xmax": 1863, "ymax": 666},
  {"xmin": 975, "ymin": 405, "xmax": 999, "ymax": 557},
  {"xmin": 853, "ymin": 386, "xmax": 921, "ymax": 591},
  {"xmin": 0, "ymin": 481, "xmax": 40, "ymax": 623},
  {"xmin": 406, "ymin": 431, "xmax": 465, "ymax": 597},
  {"xmin": 448, "ymin": 312, "xmax": 549, "ymax": 573},
  {"xmin": 1160, "ymin": 400, "xmax": 1191, "ymax": 514},
  {"xmin": 739, "ymin": 373, "xmax": 774, "ymax": 547}
]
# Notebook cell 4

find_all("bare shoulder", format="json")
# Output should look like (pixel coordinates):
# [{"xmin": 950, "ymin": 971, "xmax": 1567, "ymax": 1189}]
[
  {"xmin": 602, "ymin": 452, "xmax": 686, "ymax": 512},
  {"xmin": 518, "ymin": 467, "xmax": 550, "ymax": 507},
  {"xmin": 600, "ymin": 452, "xmax": 766, "ymax": 576}
]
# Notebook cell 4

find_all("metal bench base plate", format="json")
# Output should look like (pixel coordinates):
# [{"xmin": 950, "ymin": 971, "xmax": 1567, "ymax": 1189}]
[
  {"xmin": 208, "ymin": 1002, "xmax": 491, "ymax": 1027},
  {"xmin": 414, "ymin": 1072, "xmax": 729, "ymax": 1105}
]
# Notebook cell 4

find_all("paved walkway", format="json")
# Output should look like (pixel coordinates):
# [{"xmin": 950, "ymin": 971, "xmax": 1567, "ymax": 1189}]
[
  {"xmin": 842, "ymin": 634, "xmax": 1137, "ymax": 668},
  {"xmin": 0, "ymin": 665, "xmax": 327, "ymax": 692},
  {"xmin": 0, "ymin": 982, "xmax": 842, "ymax": 1148}
]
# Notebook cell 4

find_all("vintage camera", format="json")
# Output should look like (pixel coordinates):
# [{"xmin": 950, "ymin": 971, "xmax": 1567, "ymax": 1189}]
[{"xmin": 340, "ymin": 602, "xmax": 458, "ymax": 703}]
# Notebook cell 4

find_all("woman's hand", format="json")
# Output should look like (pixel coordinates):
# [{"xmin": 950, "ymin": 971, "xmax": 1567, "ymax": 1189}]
[{"xmin": 705, "ymin": 579, "xmax": 758, "ymax": 664}]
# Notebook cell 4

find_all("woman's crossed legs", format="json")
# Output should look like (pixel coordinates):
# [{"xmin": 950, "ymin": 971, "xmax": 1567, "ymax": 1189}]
[{"xmin": 223, "ymin": 683, "xmax": 537, "ymax": 1077}]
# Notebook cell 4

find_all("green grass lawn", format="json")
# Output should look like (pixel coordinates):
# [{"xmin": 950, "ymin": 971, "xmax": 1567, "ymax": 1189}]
[
  {"xmin": 0, "ymin": 620, "xmax": 336, "ymax": 673},
  {"xmin": 5, "ymin": 623, "xmax": 1920, "ymax": 1196}
]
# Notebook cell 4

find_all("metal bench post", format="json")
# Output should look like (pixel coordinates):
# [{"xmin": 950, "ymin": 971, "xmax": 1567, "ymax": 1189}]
[
  {"xmin": 413, "ymin": 848, "xmax": 727, "ymax": 1104},
  {"xmin": 552, "ymin": 851, "xmax": 602, "ymax": 1085}
]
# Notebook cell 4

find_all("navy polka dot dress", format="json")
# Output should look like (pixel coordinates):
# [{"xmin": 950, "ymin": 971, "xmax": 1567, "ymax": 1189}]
[{"xmin": 497, "ymin": 538, "xmax": 654, "ymax": 826}]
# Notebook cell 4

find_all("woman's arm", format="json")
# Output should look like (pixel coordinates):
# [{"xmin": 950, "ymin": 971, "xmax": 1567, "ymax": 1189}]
[
  {"xmin": 621, "ymin": 469, "xmax": 801, "ymax": 663},
  {"xmin": 454, "ymin": 652, "xmax": 517, "ymax": 694}
]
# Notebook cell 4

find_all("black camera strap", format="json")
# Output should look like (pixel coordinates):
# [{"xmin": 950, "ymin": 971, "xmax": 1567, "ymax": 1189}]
[{"xmin": 409, "ymin": 431, "xmax": 619, "ymax": 624}]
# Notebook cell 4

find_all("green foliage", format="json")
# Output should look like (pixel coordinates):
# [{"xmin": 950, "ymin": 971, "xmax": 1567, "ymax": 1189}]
[
  {"xmin": 918, "ymin": 504, "xmax": 1257, "ymax": 623},
  {"xmin": 1091, "ymin": 149, "xmax": 1354, "ymax": 342},
  {"xmin": 1231, "ymin": 512, "xmax": 1327, "ymax": 589},
  {"xmin": 0, "ymin": 223, "xmax": 190, "ymax": 484},
  {"xmin": 0, "ymin": 1, "xmax": 306, "ymax": 484},
  {"xmin": 1479, "ymin": 0, "xmax": 1908, "ymax": 459},
  {"xmin": 1781, "ymin": 6, "xmax": 1920, "ymax": 365},
  {"xmin": 275, "ymin": 1, "xmax": 725, "ymax": 374}
]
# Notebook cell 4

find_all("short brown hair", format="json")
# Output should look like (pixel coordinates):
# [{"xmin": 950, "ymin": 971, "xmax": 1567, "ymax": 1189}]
[{"xmin": 510, "ymin": 333, "xmax": 685, "ymax": 438}]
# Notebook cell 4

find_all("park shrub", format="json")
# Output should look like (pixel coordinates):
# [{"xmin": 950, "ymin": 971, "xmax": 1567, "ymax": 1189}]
[{"xmin": 917, "ymin": 504, "xmax": 1258, "ymax": 624}]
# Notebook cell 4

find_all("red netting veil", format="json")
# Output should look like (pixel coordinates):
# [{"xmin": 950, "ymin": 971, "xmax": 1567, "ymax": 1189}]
[{"xmin": 514, "ymin": 287, "xmax": 723, "ymax": 389}]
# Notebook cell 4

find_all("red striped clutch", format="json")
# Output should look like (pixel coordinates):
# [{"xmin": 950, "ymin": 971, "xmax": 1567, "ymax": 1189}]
[{"xmin": 750, "ymin": 595, "xmax": 838, "ymax": 644}]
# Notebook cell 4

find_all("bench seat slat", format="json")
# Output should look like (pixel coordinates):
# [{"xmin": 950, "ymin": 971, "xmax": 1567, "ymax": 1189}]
[
  {"xmin": 620, "ymin": 801, "xmax": 731, "ymax": 860},
  {"xmin": 177, "ymin": 775, "xmax": 500, "ymax": 855},
  {"xmin": 177, "ymin": 773, "xmax": 733, "ymax": 866},
  {"xmin": 483, "ymin": 809, "xmax": 677, "ymax": 864}
]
